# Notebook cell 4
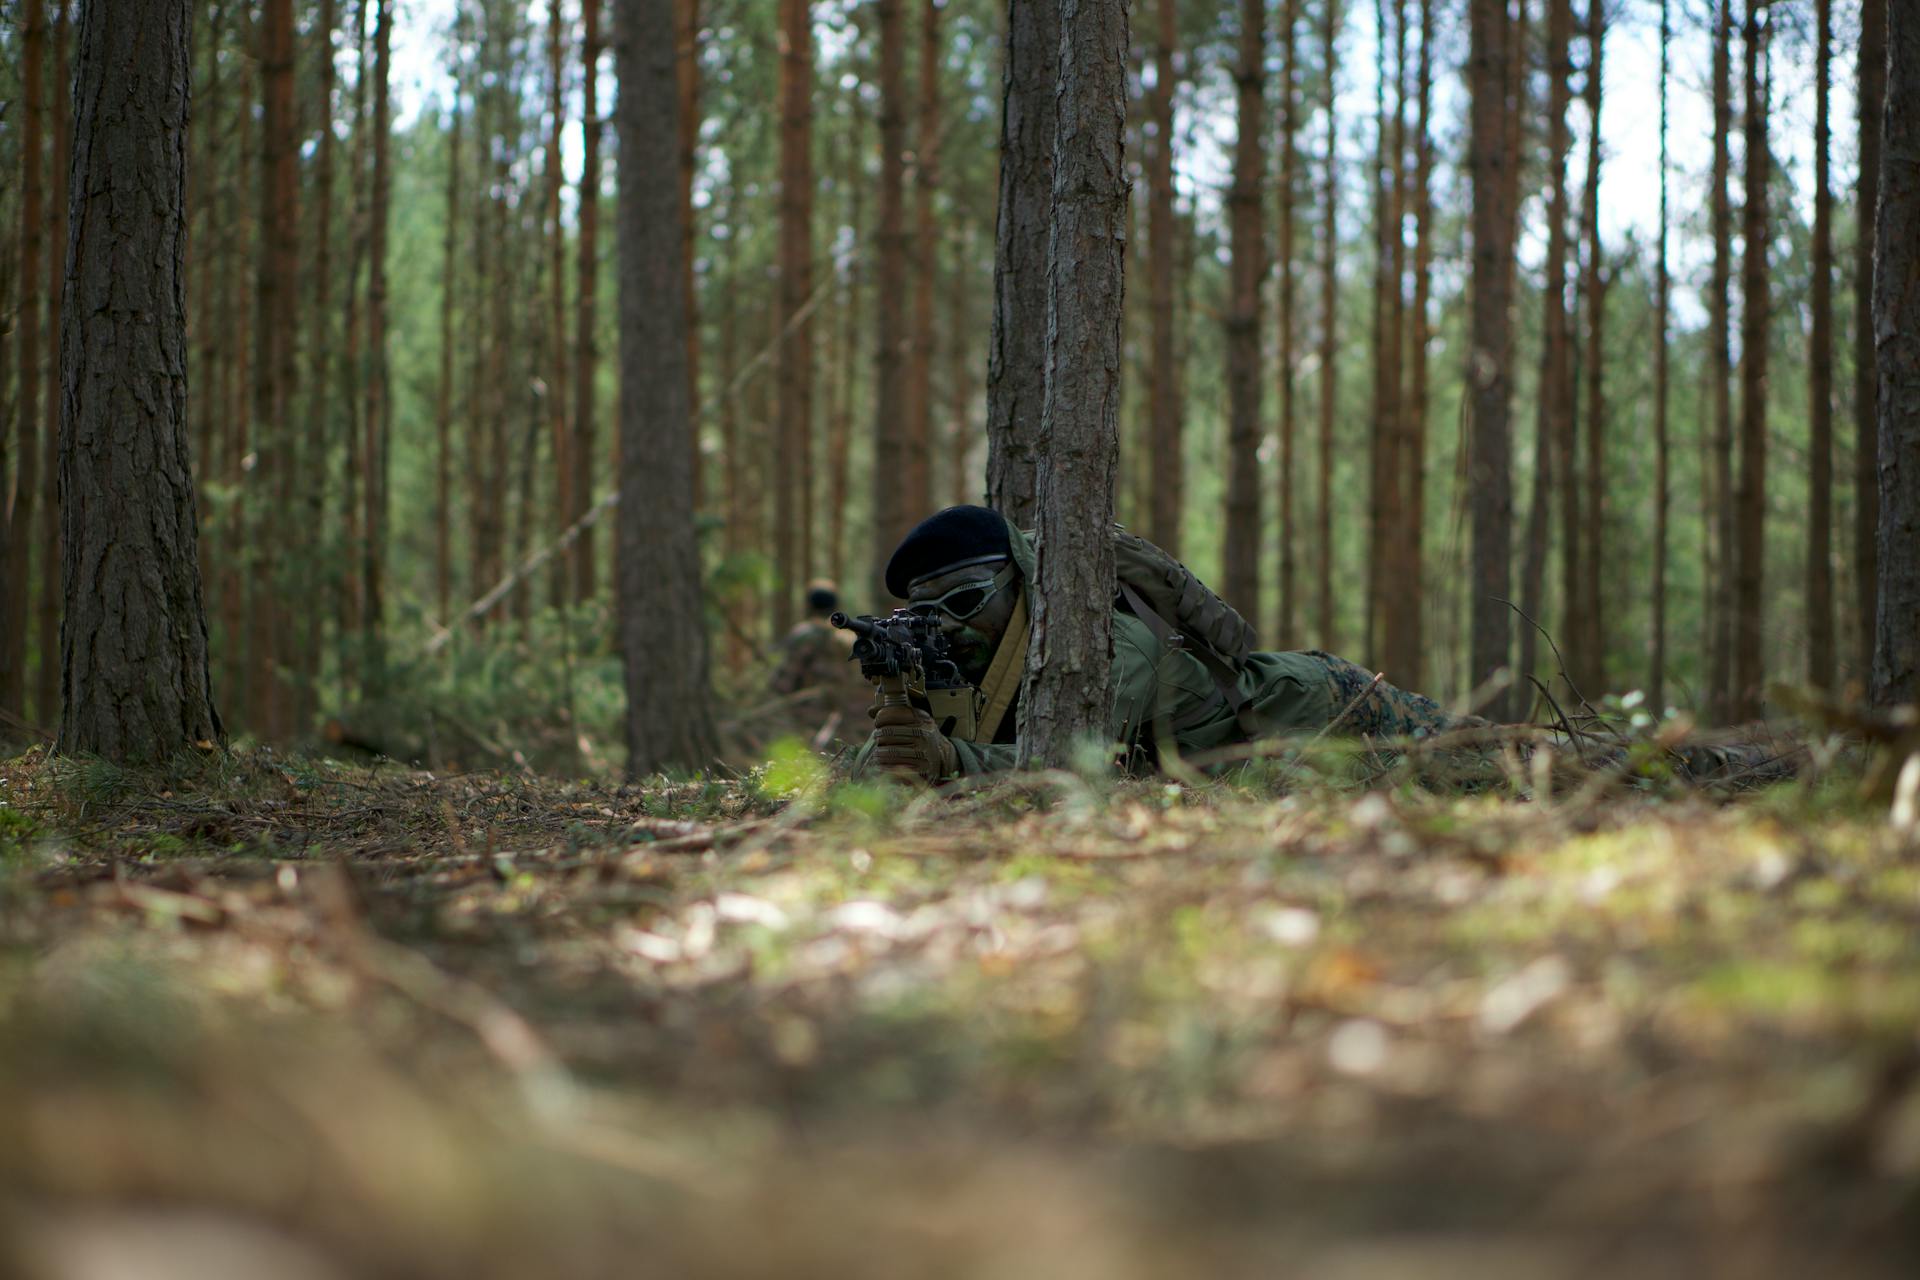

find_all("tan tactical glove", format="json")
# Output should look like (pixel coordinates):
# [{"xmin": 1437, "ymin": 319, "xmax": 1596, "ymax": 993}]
[{"xmin": 868, "ymin": 698, "xmax": 959, "ymax": 785}]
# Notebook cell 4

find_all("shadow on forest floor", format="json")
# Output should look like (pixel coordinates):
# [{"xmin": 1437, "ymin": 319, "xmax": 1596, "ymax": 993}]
[{"xmin": 1, "ymin": 745, "xmax": 1918, "ymax": 1278}]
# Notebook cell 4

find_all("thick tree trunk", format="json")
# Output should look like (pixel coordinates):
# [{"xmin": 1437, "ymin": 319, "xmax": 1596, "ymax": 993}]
[
  {"xmin": 1276, "ymin": 0, "xmax": 1300, "ymax": 647},
  {"xmin": 1855, "ymin": 0, "xmax": 1885, "ymax": 685},
  {"xmin": 1466, "ymin": 0, "xmax": 1514, "ymax": 718},
  {"xmin": 776, "ymin": 0, "xmax": 815, "ymax": 631},
  {"xmin": 574, "ymin": 0, "xmax": 603, "ymax": 601},
  {"xmin": 57, "ymin": 0, "xmax": 222, "ymax": 763},
  {"xmin": 870, "ymin": 0, "xmax": 910, "ymax": 600},
  {"xmin": 676, "ymin": 0, "xmax": 701, "ymax": 509},
  {"xmin": 1708, "ymin": 0, "xmax": 1734, "ymax": 718},
  {"xmin": 615, "ymin": 0, "xmax": 720, "ymax": 773},
  {"xmin": 985, "ymin": 0, "xmax": 1058, "ymax": 529},
  {"xmin": 7, "ymin": 0, "xmax": 47, "ymax": 724},
  {"xmin": 1145, "ymin": 0, "xmax": 1181, "ymax": 556},
  {"xmin": 1652, "ymin": 0, "xmax": 1670, "ymax": 710},
  {"xmin": 1223, "ymin": 0, "xmax": 1266, "ymax": 623},
  {"xmin": 37, "ymin": 0, "xmax": 71, "ymax": 727},
  {"xmin": 1732, "ymin": 3, "xmax": 1769, "ymax": 721},
  {"xmin": 1019, "ymin": 0, "xmax": 1128, "ymax": 769},
  {"xmin": 1870, "ymin": 0, "xmax": 1918, "ymax": 707},
  {"xmin": 1317, "ymin": 0, "xmax": 1341, "ymax": 650},
  {"xmin": 1579, "ymin": 0, "xmax": 1606, "ymax": 692}
]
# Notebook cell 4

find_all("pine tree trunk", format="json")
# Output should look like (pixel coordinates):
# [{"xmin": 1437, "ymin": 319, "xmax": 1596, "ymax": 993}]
[
  {"xmin": 1732, "ymin": 2, "xmax": 1769, "ymax": 721},
  {"xmin": 36, "ymin": 0, "xmax": 71, "ymax": 727},
  {"xmin": 1537, "ymin": 0, "xmax": 1578, "ymax": 697},
  {"xmin": 574, "ymin": 0, "xmax": 603, "ymax": 602},
  {"xmin": 301, "ymin": 0, "xmax": 338, "ymax": 725},
  {"xmin": 7, "ymin": 0, "xmax": 46, "ymax": 724},
  {"xmin": 1019, "ymin": 0, "xmax": 1128, "ymax": 770},
  {"xmin": 870, "ymin": 0, "xmax": 910, "ymax": 601},
  {"xmin": 1855, "ymin": 0, "xmax": 1885, "ymax": 685},
  {"xmin": 985, "ymin": 0, "xmax": 1057, "ymax": 529},
  {"xmin": 1869, "ymin": 0, "xmax": 1917, "ymax": 707},
  {"xmin": 1808, "ymin": 0, "xmax": 1834, "ymax": 692},
  {"xmin": 362, "ymin": 0, "xmax": 393, "ymax": 687},
  {"xmin": 675, "ymin": 0, "xmax": 701, "ymax": 510},
  {"xmin": 1708, "ymin": 0, "xmax": 1734, "ymax": 719},
  {"xmin": 1579, "ymin": 0, "xmax": 1606, "ymax": 693},
  {"xmin": 1405, "ymin": 0, "xmax": 1433, "ymax": 690},
  {"xmin": 546, "ymin": 0, "xmax": 571, "ymax": 610},
  {"xmin": 1467, "ymin": 0, "xmax": 1515, "ymax": 719},
  {"xmin": 250, "ymin": 0, "xmax": 298, "ymax": 738},
  {"xmin": 1652, "ymin": 0, "xmax": 1670, "ymax": 711},
  {"xmin": 1145, "ymin": 0, "xmax": 1181, "ymax": 556},
  {"xmin": 1317, "ymin": 0, "xmax": 1341, "ymax": 651},
  {"xmin": 776, "ymin": 0, "xmax": 815, "ymax": 631},
  {"xmin": 616, "ymin": 0, "xmax": 719, "ymax": 773},
  {"xmin": 1223, "ymin": 0, "xmax": 1266, "ymax": 623},
  {"xmin": 57, "ymin": 0, "xmax": 222, "ymax": 763},
  {"xmin": 829, "ymin": 107, "xmax": 864, "ymax": 583},
  {"xmin": 948, "ymin": 223, "xmax": 973, "ymax": 504},
  {"xmin": 905, "ymin": 0, "xmax": 939, "ymax": 529},
  {"xmin": 1276, "ymin": 0, "xmax": 1299, "ymax": 647},
  {"xmin": 437, "ymin": 87, "xmax": 462, "ymax": 625}
]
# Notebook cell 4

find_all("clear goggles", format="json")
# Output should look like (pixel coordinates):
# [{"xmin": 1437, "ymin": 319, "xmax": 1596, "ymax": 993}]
[{"xmin": 907, "ymin": 563, "xmax": 1018, "ymax": 623}]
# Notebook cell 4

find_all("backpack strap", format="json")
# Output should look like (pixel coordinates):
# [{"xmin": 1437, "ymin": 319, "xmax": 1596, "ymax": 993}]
[
  {"xmin": 1118, "ymin": 581, "xmax": 1259, "ymax": 739},
  {"xmin": 968, "ymin": 589, "xmax": 1030, "ymax": 744}
]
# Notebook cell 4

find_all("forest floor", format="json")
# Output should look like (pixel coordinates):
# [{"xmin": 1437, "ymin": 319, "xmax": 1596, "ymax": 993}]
[{"xmin": 1, "ymin": 743, "xmax": 1918, "ymax": 1278}]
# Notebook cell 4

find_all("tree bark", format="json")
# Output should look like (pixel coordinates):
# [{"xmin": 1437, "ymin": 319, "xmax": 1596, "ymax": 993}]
[
  {"xmin": 1579, "ymin": 0, "xmax": 1606, "ymax": 692},
  {"xmin": 871, "ymin": 0, "xmax": 910, "ymax": 600},
  {"xmin": 57, "ymin": 0, "xmax": 222, "ymax": 763},
  {"xmin": 37, "ymin": 0, "xmax": 71, "ymax": 726},
  {"xmin": 1145, "ymin": 0, "xmax": 1181, "ymax": 556},
  {"xmin": 1404, "ymin": 0, "xmax": 1433, "ymax": 690},
  {"xmin": 1856, "ymin": 0, "xmax": 1885, "ymax": 685},
  {"xmin": 301, "ymin": 0, "xmax": 338, "ymax": 724},
  {"xmin": 7, "ymin": 0, "xmax": 47, "ymax": 724},
  {"xmin": 1019, "ymin": 0, "xmax": 1128, "ymax": 769},
  {"xmin": 1276, "ymin": 0, "xmax": 1300, "ymax": 647},
  {"xmin": 1652, "ymin": 0, "xmax": 1670, "ymax": 710},
  {"xmin": 830, "ymin": 105, "xmax": 865, "ymax": 582},
  {"xmin": 1806, "ymin": 0, "xmax": 1835, "ymax": 693},
  {"xmin": 906, "ymin": 0, "xmax": 940, "ymax": 531},
  {"xmin": 1467, "ymin": 0, "xmax": 1515, "ymax": 718},
  {"xmin": 985, "ymin": 0, "xmax": 1058, "ymax": 529},
  {"xmin": 1317, "ymin": 0, "xmax": 1341, "ymax": 650},
  {"xmin": 437, "ymin": 85, "xmax": 462, "ymax": 625},
  {"xmin": 1732, "ymin": 2, "xmax": 1769, "ymax": 721},
  {"xmin": 1708, "ymin": 0, "xmax": 1734, "ymax": 718},
  {"xmin": 574, "ymin": 0, "xmax": 604, "ymax": 601},
  {"xmin": 776, "ymin": 0, "xmax": 815, "ymax": 631},
  {"xmin": 546, "ymin": 0, "xmax": 571, "ymax": 609},
  {"xmin": 1870, "ymin": 0, "xmax": 1918, "ymax": 707},
  {"xmin": 250, "ymin": 0, "xmax": 298, "ymax": 737},
  {"xmin": 676, "ymin": 0, "xmax": 701, "ymax": 510},
  {"xmin": 615, "ymin": 0, "xmax": 720, "ymax": 773},
  {"xmin": 1223, "ymin": 0, "xmax": 1266, "ymax": 623},
  {"xmin": 362, "ymin": 0, "xmax": 393, "ymax": 687}
]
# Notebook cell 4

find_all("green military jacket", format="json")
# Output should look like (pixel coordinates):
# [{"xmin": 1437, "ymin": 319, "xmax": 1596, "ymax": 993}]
[{"xmin": 859, "ymin": 522, "xmax": 1335, "ymax": 777}]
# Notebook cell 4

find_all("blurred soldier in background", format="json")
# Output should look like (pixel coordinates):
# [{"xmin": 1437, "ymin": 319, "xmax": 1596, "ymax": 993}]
[{"xmin": 769, "ymin": 581, "xmax": 873, "ymax": 748}]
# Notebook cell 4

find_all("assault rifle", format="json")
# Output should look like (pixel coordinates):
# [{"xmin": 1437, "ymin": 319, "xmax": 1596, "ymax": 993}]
[{"xmin": 830, "ymin": 610, "xmax": 984, "ymax": 739}]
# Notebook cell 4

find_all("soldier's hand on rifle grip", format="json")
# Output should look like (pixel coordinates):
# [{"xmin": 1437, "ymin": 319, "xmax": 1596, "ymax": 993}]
[{"xmin": 868, "ymin": 699, "xmax": 959, "ymax": 786}]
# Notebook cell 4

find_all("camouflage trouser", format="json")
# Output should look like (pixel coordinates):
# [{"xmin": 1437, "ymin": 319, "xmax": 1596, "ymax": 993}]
[
  {"xmin": 1302, "ymin": 651, "xmax": 1474, "ymax": 741},
  {"xmin": 1300, "ymin": 651, "xmax": 1795, "ymax": 784}
]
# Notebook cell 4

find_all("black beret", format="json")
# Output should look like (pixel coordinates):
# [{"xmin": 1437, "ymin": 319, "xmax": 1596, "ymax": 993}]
[
  {"xmin": 805, "ymin": 584, "xmax": 839, "ymax": 614},
  {"xmin": 884, "ymin": 505, "xmax": 1013, "ymax": 599}
]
